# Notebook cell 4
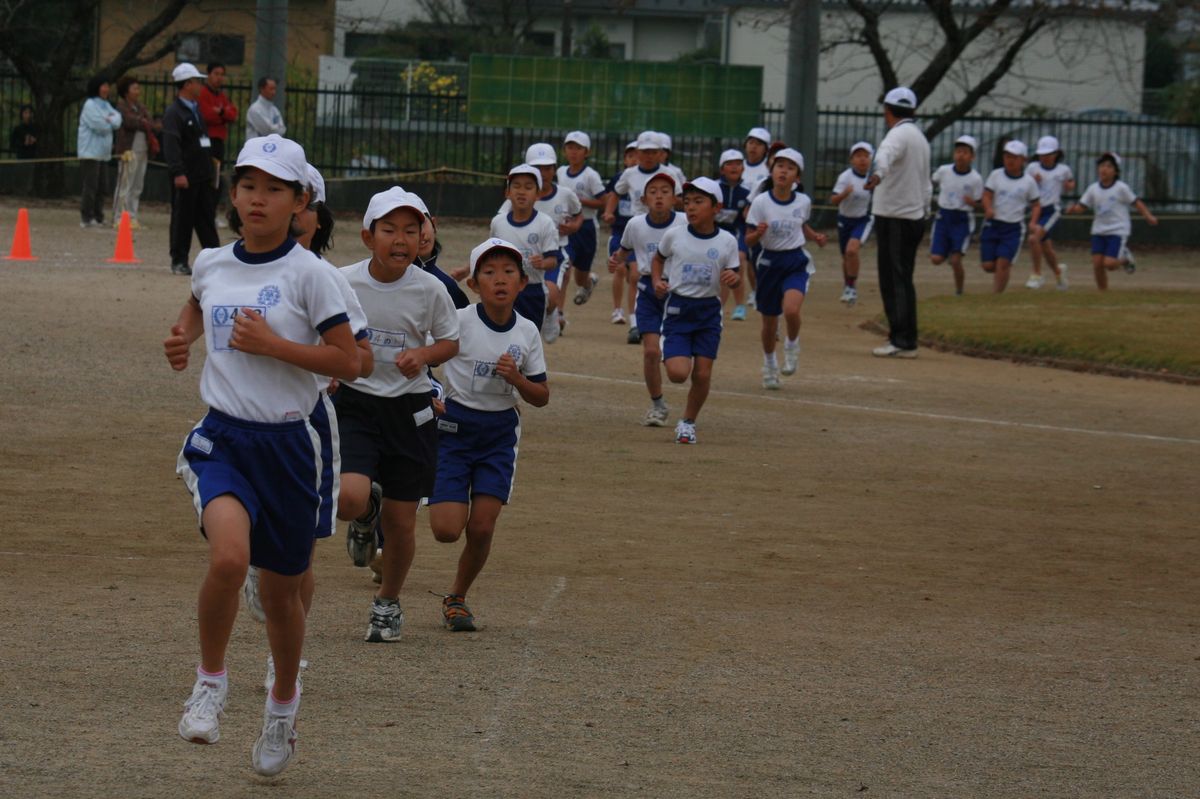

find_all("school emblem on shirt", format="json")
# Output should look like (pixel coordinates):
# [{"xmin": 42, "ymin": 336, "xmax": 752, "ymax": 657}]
[
  {"xmin": 474, "ymin": 361, "xmax": 494, "ymax": 377},
  {"xmin": 554, "ymin": 204, "xmax": 565, "ymax": 216},
  {"xmin": 792, "ymin": 208, "xmax": 804, "ymax": 218},
  {"xmin": 528, "ymin": 233, "xmax": 540, "ymax": 245},
  {"xmin": 262, "ymin": 141, "xmax": 277, "ymax": 153},
  {"xmin": 706, "ymin": 247, "xmax": 719, "ymax": 260},
  {"xmin": 257, "ymin": 284, "xmax": 282, "ymax": 307},
  {"xmin": 506, "ymin": 344, "xmax": 522, "ymax": 362}
]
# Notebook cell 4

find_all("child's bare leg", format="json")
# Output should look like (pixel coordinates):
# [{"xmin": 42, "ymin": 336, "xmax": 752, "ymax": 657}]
[
  {"xmin": 574, "ymin": 267, "xmax": 591, "ymax": 288},
  {"xmin": 760, "ymin": 314, "xmax": 779, "ymax": 356},
  {"xmin": 844, "ymin": 240, "xmax": 861, "ymax": 282},
  {"xmin": 642, "ymin": 333, "xmax": 663, "ymax": 397},
  {"xmin": 1029, "ymin": 236, "xmax": 1044, "ymax": 276},
  {"xmin": 949, "ymin": 253, "xmax": 965, "ymax": 294},
  {"xmin": 993, "ymin": 258, "xmax": 1012, "ymax": 293},
  {"xmin": 258, "ymin": 568, "xmax": 306, "ymax": 702},
  {"xmin": 197, "ymin": 495, "xmax": 251, "ymax": 673},
  {"xmin": 449, "ymin": 496, "xmax": 503, "ymax": 597},
  {"xmin": 683, "ymin": 357, "xmax": 714, "ymax": 421},
  {"xmin": 377, "ymin": 500, "xmax": 418, "ymax": 600},
  {"xmin": 611, "ymin": 264, "xmax": 626, "ymax": 310},
  {"xmin": 337, "ymin": 472, "xmax": 372, "ymax": 521},
  {"xmin": 783, "ymin": 289, "xmax": 804, "ymax": 341},
  {"xmin": 626, "ymin": 265, "xmax": 638, "ymax": 317},
  {"xmin": 545, "ymin": 283, "xmax": 561, "ymax": 315},
  {"xmin": 300, "ymin": 551, "xmax": 315, "ymax": 617},
  {"xmin": 664, "ymin": 355, "xmax": 692, "ymax": 384},
  {"xmin": 1092, "ymin": 253, "xmax": 1107, "ymax": 290},
  {"xmin": 1043, "ymin": 240, "xmax": 1062, "ymax": 277},
  {"xmin": 430, "ymin": 502, "xmax": 469, "ymax": 543}
]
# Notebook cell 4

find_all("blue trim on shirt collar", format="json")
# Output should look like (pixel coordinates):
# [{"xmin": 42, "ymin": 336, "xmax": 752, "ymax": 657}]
[
  {"xmin": 637, "ymin": 165, "xmax": 659, "ymax": 175},
  {"xmin": 506, "ymin": 211, "xmax": 535, "ymax": 228},
  {"xmin": 852, "ymin": 169, "xmax": 869, "ymax": 178},
  {"xmin": 687, "ymin": 224, "xmax": 719, "ymax": 240},
  {"xmin": 768, "ymin": 190, "xmax": 796, "ymax": 206},
  {"xmin": 746, "ymin": 158, "xmax": 766, "ymax": 168},
  {"xmin": 565, "ymin": 166, "xmax": 585, "ymax": 178},
  {"xmin": 953, "ymin": 165, "xmax": 972, "ymax": 176},
  {"xmin": 234, "ymin": 237, "xmax": 297, "ymax": 264},
  {"xmin": 476, "ymin": 302, "xmax": 516, "ymax": 332},
  {"xmin": 540, "ymin": 185, "xmax": 559, "ymax": 202},
  {"xmin": 1002, "ymin": 170, "xmax": 1023, "ymax": 180},
  {"xmin": 646, "ymin": 212, "xmax": 677, "ymax": 229}
]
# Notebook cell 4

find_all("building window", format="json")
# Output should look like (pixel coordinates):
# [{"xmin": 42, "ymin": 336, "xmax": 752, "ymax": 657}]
[{"xmin": 176, "ymin": 34, "xmax": 245, "ymax": 67}]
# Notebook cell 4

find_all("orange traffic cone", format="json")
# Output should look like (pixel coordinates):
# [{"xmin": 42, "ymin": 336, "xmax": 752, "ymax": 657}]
[
  {"xmin": 4, "ymin": 207, "xmax": 37, "ymax": 261},
  {"xmin": 107, "ymin": 211, "xmax": 141, "ymax": 264}
]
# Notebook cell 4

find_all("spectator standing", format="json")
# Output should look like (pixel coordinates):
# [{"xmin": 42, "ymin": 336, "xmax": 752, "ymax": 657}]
[
  {"xmin": 112, "ymin": 76, "xmax": 158, "ymax": 228},
  {"xmin": 162, "ymin": 62, "xmax": 219, "ymax": 276},
  {"xmin": 245, "ymin": 77, "xmax": 286, "ymax": 138},
  {"xmin": 77, "ymin": 76, "xmax": 122, "ymax": 228},
  {"xmin": 864, "ymin": 87, "xmax": 931, "ymax": 358},
  {"xmin": 198, "ymin": 62, "xmax": 238, "ymax": 226},
  {"xmin": 10, "ymin": 104, "xmax": 38, "ymax": 158}
]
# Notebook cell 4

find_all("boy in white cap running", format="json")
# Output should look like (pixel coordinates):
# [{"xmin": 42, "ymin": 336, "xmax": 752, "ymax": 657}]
[
  {"xmin": 557, "ymin": 131, "xmax": 608, "ymax": 309},
  {"xmin": 831, "ymin": 141, "xmax": 875, "ymax": 306},
  {"xmin": 715, "ymin": 148, "xmax": 752, "ymax": 320},
  {"xmin": 742, "ymin": 127, "xmax": 772, "ymax": 191},
  {"xmin": 930, "ymin": 134, "xmax": 984, "ymax": 295},
  {"xmin": 603, "ymin": 131, "xmax": 682, "ymax": 221},
  {"xmin": 1024, "ymin": 135, "xmax": 1074, "ymax": 290},
  {"xmin": 491, "ymin": 164, "xmax": 561, "ymax": 332},
  {"xmin": 1065, "ymin": 152, "xmax": 1157, "ymax": 290},
  {"xmin": 981, "ymin": 140, "xmax": 1042, "ymax": 293}
]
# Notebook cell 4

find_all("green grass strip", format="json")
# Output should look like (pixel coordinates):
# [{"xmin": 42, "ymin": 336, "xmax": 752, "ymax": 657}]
[{"xmin": 915, "ymin": 290, "xmax": 1200, "ymax": 377}]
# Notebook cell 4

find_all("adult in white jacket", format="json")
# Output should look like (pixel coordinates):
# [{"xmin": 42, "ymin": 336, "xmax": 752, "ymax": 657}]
[
  {"xmin": 245, "ymin": 77, "xmax": 287, "ymax": 138},
  {"xmin": 77, "ymin": 75, "xmax": 123, "ymax": 227},
  {"xmin": 864, "ymin": 87, "xmax": 931, "ymax": 358}
]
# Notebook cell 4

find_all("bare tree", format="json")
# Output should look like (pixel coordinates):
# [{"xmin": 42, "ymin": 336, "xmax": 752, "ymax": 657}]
[{"xmin": 0, "ymin": 0, "xmax": 190, "ymax": 193}]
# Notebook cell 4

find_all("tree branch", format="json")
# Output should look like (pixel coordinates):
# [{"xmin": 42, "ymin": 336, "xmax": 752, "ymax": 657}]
[
  {"xmin": 98, "ymin": 0, "xmax": 189, "ymax": 78},
  {"xmin": 845, "ymin": 0, "xmax": 898, "ymax": 91}
]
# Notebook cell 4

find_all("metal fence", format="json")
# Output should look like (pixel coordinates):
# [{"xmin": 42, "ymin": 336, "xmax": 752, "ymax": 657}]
[{"xmin": 2, "ymin": 71, "xmax": 1198, "ymax": 209}]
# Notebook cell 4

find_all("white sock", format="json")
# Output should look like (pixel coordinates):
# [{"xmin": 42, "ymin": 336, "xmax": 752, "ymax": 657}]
[
  {"xmin": 267, "ymin": 687, "xmax": 300, "ymax": 716},
  {"xmin": 786, "ymin": 337, "xmax": 800, "ymax": 350},
  {"xmin": 197, "ymin": 665, "xmax": 227, "ymax": 687},
  {"xmin": 764, "ymin": 352, "xmax": 778, "ymax": 369}
]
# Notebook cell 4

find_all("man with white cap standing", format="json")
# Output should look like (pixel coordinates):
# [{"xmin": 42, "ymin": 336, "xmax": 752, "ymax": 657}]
[
  {"xmin": 161, "ymin": 62, "xmax": 219, "ymax": 276},
  {"xmin": 864, "ymin": 87, "xmax": 931, "ymax": 357}
]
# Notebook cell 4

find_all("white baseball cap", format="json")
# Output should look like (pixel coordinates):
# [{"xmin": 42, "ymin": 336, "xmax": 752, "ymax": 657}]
[
  {"xmin": 658, "ymin": 132, "xmax": 673, "ymax": 151},
  {"xmin": 1098, "ymin": 151, "xmax": 1122, "ymax": 168},
  {"xmin": 507, "ymin": 163, "xmax": 543, "ymax": 190},
  {"xmin": 1003, "ymin": 139, "xmax": 1028, "ymax": 158},
  {"xmin": 172, "ymin": 63, "xmax": 204, "ymax": 83},
  {"xmin": 564, "ymin": 130, "xmax": 591, "ymax": 149},
  {"xmin": 624, "ymin": 140, "xmax": 638, "ymax": 152},
  {"xmin": 305, "ymin": 164, "xmax": 325, "ymax": 205},
  {"xmin": 469, "ymin": 237, "xmax": 525, "ymax": 277},
  {"xmin": 682, "ymin": 176, "xmax": 722, "ymax": 204},
  {"xmin": 525, "ymin": 142, "xmax": 556, "ymax": 166},
  {"xmin": 719, "ymin": 149, "xmax": 745, "ymax": 167},
  {"xmin": 1036, "ymin": 135, "xmax": 1061, "ymax": 155},
  {"xmin": 636, "ymin": 131, "xmax": 662, "ymax": 150},
  {"xmin": 746, "ymin": 127, "xmax": 771, "ymax": 145},
  {"xmin": 883, "ymin": 87, "xmax": 918, "ymax": 109},
  {"xmin": 236, "ymin": 135, "xmax": 307, "ymax": 184},
  {"xmin": 773, "ymin": 147, "xmax": 805, "ymax": 171},
  {"xmin": 954, "ymin": 135, "xmax": 979, "ymax": 153},
  {"xmin": 849, "ymin": 141, "xmax": 875, "ymax": 157},
  {"xmin": 362, "ymin": 186, "xmax": 426, "ymax": 231}
]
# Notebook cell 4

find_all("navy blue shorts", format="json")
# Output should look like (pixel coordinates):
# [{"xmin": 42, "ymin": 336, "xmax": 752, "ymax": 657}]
[
  {"xmin": 754, "ymin": 248, "xmax": 811, "ymax": 316},
  {"xmin": 837, "ymin": 214, "xmax": 874, "ymax": 254},
  {"xmin": 930, "ymin": 209, "xmax": 972, "ymax": 258},
  {"xmin": 567, "ymin": 219, "xmax": 597, "ymax": 272},
  {"xmin": 661, "ymin": 294, "xmax": 723, "ymax": 360},
  {"xmin": 515, "ymin": 282, "xmax": 546, "ymax": 330},
  {"xmin": 429, "ymin": 400, "xmax": 521, "ymax": 505},
  {"xmin": 312, "ymin": 393, "xmax": 339, "ymax": 539},
  {"xmin": 177, "ymin": 407, "xmax": 328, "ymax": 576},
  {"xmin": 1035, "ymin": 204, "xmax": 1062, "ymax": 240},
  {"xmin": 608, "ymin": 227, "xmax": 633, "ymax": 261},
  {"xmin": 336, "ymin": 386, "xmax": 438, "ymax": 502},
  {"xmin": 980, "ymin": 219, "xmax": 1024, "ymax": 263},
  {"xmin": 634, "ymin": 275, "xmax": 666, "ymax": 334},
  {"xmin": 1091, "ymin": 234, "xmax": 1126, "ymax": 258}
]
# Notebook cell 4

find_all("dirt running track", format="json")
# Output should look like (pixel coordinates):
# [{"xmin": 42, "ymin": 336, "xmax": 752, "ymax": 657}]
[{"xmin": 1, "ymin": 202, "xmax": 1197, "ymax": 797}]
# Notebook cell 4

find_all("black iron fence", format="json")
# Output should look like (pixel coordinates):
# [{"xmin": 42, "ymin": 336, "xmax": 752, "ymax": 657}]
[{"xmin": 2, "ymin": 71, "xmax": 1198, "ymax": 209}]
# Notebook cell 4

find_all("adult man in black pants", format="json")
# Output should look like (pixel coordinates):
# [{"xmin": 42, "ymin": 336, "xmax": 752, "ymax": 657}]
[
  {"xmin": 864, "ymin": 87, "xmax": 931, "ymax": 357},
  {"xmin": 162, "ymin": 62, "xmax": 219, "ymax": 276}
]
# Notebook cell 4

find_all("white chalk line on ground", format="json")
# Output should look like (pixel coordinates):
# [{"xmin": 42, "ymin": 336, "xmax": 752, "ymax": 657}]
[
  {"xmin": 472, "ymin": 576, "xmax": 567, "ymax": 779},
  {"xmin": 555, "ymin": 370, "xmax": 1200, "ymax": 446}
]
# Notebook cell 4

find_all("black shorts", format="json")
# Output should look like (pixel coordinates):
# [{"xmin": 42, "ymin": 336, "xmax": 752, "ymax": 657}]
[{"xmin": 335, "ymin": 386, "xmax": 438, "ymax": 501}]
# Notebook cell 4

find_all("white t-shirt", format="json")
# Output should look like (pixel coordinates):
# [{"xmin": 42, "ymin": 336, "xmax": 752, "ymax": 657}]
[
  {"xmin": 620, "ymin": 211, "xmax": 687, "ymax": 276},
  {"xmin": 1026, "ymin": 161, "xmax": 1074, "ymax": 208},
  {"xmin": 832, "ymin": 168, "xmax": 873, "ymax": 219},
  {"xmin": 489, "ymin": 210, "xmax": 560, "ymax": 287},
  {"xmin": 870, "ymin": 119, "xmax": 932, "ymax": 220},
  {"xmin": 615, "ymin": 164, "xmax": 682, "ymax": 216},
  {"xmin": 192, "ymin": 239, "xmax": 349, "ymax": 424},
  {"xmin": 746, "ymin": 190, "xmax": 812, "ymax": 251},
  {"xmin": 556, "ymin": 165, "xmax": 606, "ymax": 222},
  {"xmin": 499, "ymin": 184, "xmax": 582, "ymax": 248},
  {"xmin": 1078, "ymin": 180, "xmax": 1138, "ymax": 236},
  {"xmin": 984, "ymin": 169, "xmax": 1040, "ymax": 224},
  {"xmin": 932, "ymin": 164, "xmax": 984, "ymax": 212},
  {"xmin": 657, "ymin": 225, "xmax": 740, "ymax": 299},
  {"xmin": 338, "ymin": 259, "xmax": 460, "ymax": 398},
  {"xmin": 443, "ymin": 304, "xmax": 547, "ymax": 413},
  {"xmin": 662, "ymin": 162, "xmax": 687, "ymax": 188},
  {"xmin": 741, "ymin": 158, "xmax": 770, "ymax": 193}
]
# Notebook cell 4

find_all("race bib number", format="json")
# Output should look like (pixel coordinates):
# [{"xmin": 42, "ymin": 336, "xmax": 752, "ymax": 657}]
[
  {"xmin": 368, "ymin": 328, "xmax": 406, "ymax": 363},
  {"xmin": 210, "ymin": 305, "xmax": 266, "ymax": 352},
  {"xmin": 679, "ymin": 262, "xmax": 714, "ymax": 286},
  {"xmin": 470, "ymin": 359, "xmax": 514, "ymax": 396}
]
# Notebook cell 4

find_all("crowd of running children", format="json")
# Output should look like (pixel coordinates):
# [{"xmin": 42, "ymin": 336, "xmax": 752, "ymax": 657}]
[{"xmin": 161, "ymin": 119, "xmax": 1158, "ymax": 777}]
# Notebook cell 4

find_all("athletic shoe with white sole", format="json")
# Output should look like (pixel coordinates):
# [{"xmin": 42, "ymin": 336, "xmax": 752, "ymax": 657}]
[
  {"xmin": 873, "ymin": 343, "xmax": 918, "ymax": 358},
  {"xmin": 346, "ymin": 482, "xmax": 381, "ymax": 567},
  {"xmin": 610, "ymin": 307, "xmax": 626, "ymax": 324},
  {"xmin": 1121, "ymin": 246, "xmax": 1136, "ymax": 273},
  {"xmin": 179, "ymin": 676, "xmax": 227, "ymax": 744},
  {"xmin": 782, "ymin": 344, "xmax": 800, "ymax": 376},
  {"xmin": 842, "ymin": 286, "xmax": 858, "ymax": 306},
  {"xmin": 730, "ymin": 304, "xmax": 747, "ymax": 321},
  {"xmin": 542, "ymin": 312, "xmax": 560, "ymax": 343},
  {"xmin": 762, "ymin": 366, "xmax": 781, "ymax": 390},
  {"xmin": 641, "ymin": 404, "xmax": 670, "ymax": 427},
  {"xmin": 574, "ymin": 273, "xmax": 600, "ymax": 305},
  {"xmin": 626, "ymin": 326, "xmax": 641, "ymax": 344},
  {"xmin": 440, "ymin": 593, "xmax": 477, "ymax": 632},
  {"xmin": 1056, "ymin": 263, "xmax": 1069, "ymax": 290},
  {"xmin": 746, "ymin": 290, "xmax": 756, "ymax": 308},
  {"xmin": 365, "ymin": 597, "xmax": 404, "ymax": 643},
  {"xmin": 264, "ymin": 654, "xmax": 307, "ymax": 695},
  {"xmin": 251, "ymin": 701, "xmax": 299, "ymax": 777},
  {"xmin": 1025, "ymin": 274, "xmax": 1045, "ymax": 289},
  {"xmin": 674, "ymin": 420, "xmax": 697, "ymax": 444},
  {"xmin": 839, "ymin": 285, "xmax": 854, "ymax": 303},
  {"xmin": 243, "ymin": 566, "xmax": 265, "ymax": 624}
]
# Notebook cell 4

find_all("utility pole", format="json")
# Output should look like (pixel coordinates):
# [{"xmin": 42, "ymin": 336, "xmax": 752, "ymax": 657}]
[
  {"xmin": 784, "ymin": 0, "xmax": 820, "ymax": 162},
  {"xmin": 255, "ymin": 0, "xmax": 289, "ymax": 116}
]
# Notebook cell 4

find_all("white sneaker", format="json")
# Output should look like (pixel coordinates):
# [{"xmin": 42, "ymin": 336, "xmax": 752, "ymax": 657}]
[
  {"xmin": 251, "ymin": 700, "xmax": 299, "ymax": 777},
  {"xmin": 179, "ymin": 676, "xmax": 227, "ymax": 744},
  {"xmin": 365, "ymin": 597, "xmax": 404, "ymax": 643},
  {"xmin": 845, "ymin": 286, "xmax": 858, "ymax": 306},
  {"xmin": 264, "ymin": 654, "xmax": 307, "ymax": 694},
  {"xmin": 674, "ymin": 420, "xmax": 696, "ymax": 444},
  {"xmin": 1025, "ymin": 274, "xmax": 1045, "ymax": 289},
  {"xmin": 574, "ymin": 273, "xmax": 599, "ymax": 305},
  {"xmin": 611, "ymin": 308, "xmax": 626, "ymax": 325},
  {"xmin": 1056, "ymin": 263, "xmax": 1069, "ymax": 290},
  {"xmin": 762, "ymin": 365, "xmax": 781, "ymax": 390},
  {"xmin": 641, "ymin": 404, "xmax": 669, "ymax": 427},
  {"xmin": 243, "ymin": 566, "xmax": 265, "ymax": 624},
  {"xmin": 542, "ymin": 312, "xmax": 560, "ymax": 343},
  {"xmin": 839, "ymin": 285, "xmax": 854, "ymax": 304},
  {"xmin": 746, "ymin": 290, "xmax": 756, "ymax": 308},
  {"xmin": 873, "ymin": 343, "xmax": 918, "ymax": 358},
  {"xmin": 781, "ymin": 344, "xmax": 800, "ymax": 376},
  {"xmin": 1121, "ymin": 247, "xmax": 1136, "ymax": 273}
]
